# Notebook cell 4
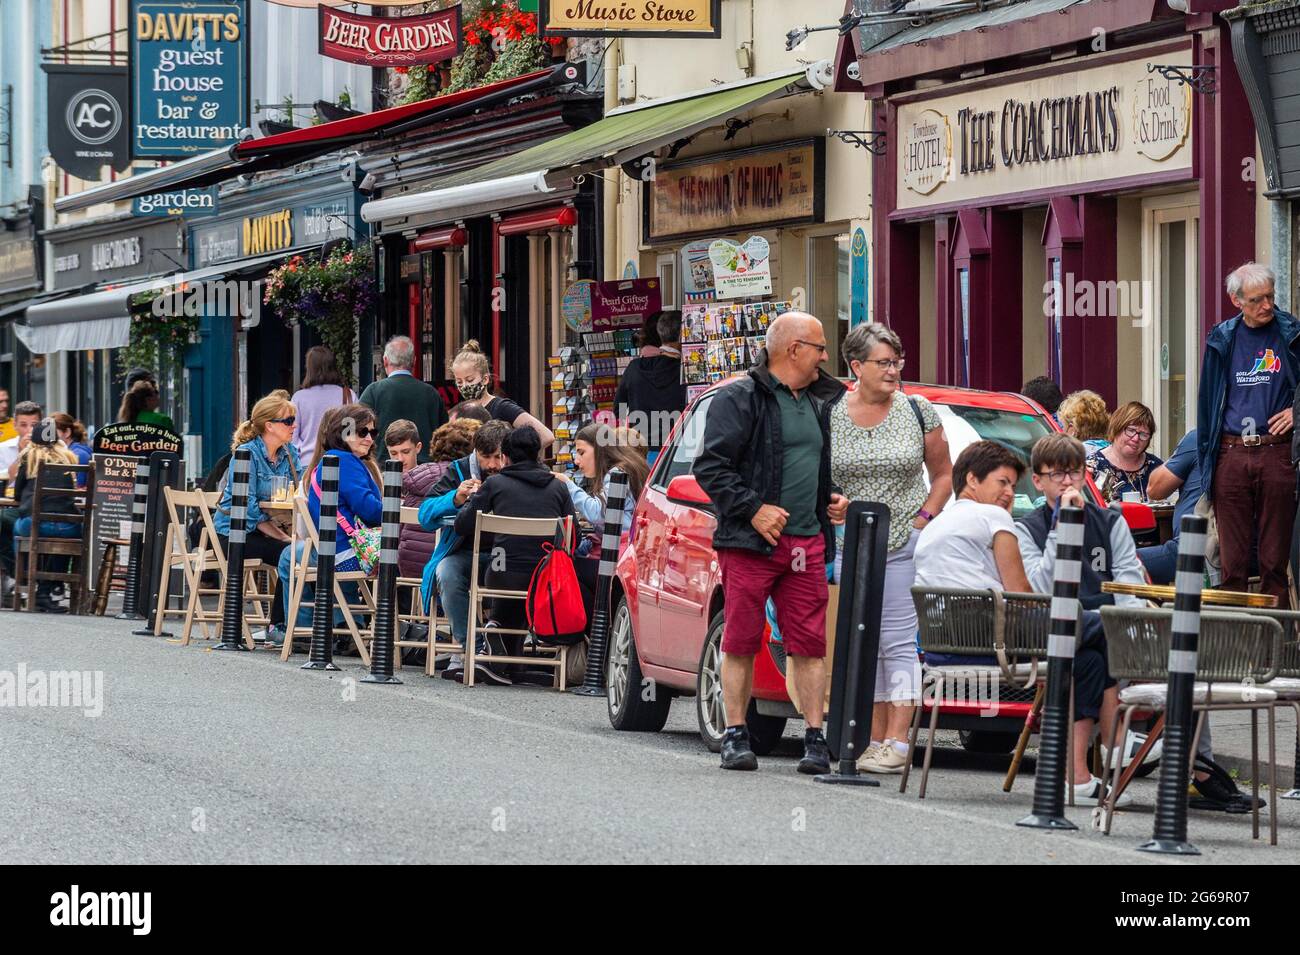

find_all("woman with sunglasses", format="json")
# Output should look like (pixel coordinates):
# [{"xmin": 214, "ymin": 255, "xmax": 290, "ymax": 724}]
[
  {"xmin": 828, "ymin": 323, "xmax": 953, "ymax": 774},
  {"xmin": 1086, "ymin": 401, "xmax": 1163, "ymax": 502},
  {"xmin": 213, "ymin": 389, "xmax": 300, "ymax": 634},
  {"xmin": 305, "ymin": 403, "xmax": 383, "ymax": 574}
]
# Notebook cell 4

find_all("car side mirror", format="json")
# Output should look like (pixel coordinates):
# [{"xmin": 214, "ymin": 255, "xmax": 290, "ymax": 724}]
[{"xmin": 666, "ymin": 473, "xmax": 712, "ymax": 508}]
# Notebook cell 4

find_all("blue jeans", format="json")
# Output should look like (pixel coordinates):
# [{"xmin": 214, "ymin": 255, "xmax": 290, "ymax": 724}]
[
  {"xmin": 14, "ymin": 517, "xmax": 80, "ymax": 557},
  {"xmin": 277, "ymin": 541, "xmax": 363, "ymax": 630},
  {"xmin": 1136, "ymin": 539, "xmax": 1178, "ymax": 586},
  {"xmin": 435, "ymin": 548, "xmax": 491, "ymax": 647}
]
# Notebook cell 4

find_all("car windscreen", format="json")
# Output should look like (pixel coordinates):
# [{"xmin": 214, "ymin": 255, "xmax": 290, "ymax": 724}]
[{"xmin": 932, "ymin": 403, "xmax": 1053, "ymax": 518}]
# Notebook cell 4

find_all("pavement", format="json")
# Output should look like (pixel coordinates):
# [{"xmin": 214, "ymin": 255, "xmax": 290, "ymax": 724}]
[{"xmin": 1, "ymin": 611, "xmax": 1296, "ymax": 865}]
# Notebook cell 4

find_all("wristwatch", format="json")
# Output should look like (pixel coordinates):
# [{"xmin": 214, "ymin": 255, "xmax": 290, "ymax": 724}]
[{"xmin": 916, "ymin": 508, "xmax": 935, "ymax": 522}]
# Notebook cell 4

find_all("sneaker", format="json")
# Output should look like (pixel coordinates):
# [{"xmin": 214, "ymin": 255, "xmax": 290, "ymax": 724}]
[
  {"xmin": 855, "ymin": 741, "xmax": 885, "ymax": 770},
  {"xmin": 797, "ymin": 730, "xmax": 831, "ymax": 775},
  {"xmin": 264, "ymin": 625, "xmax": 286, "ymax": 648},
  {"xmin": 472, "ymin": 660, "xmax": 512, "ymax": 686},
  {"xmin": 35, "ymin": 593, "xmax": 68, "ymax": 615},
  {"xmin": 720, "ymin": 728, "xmax": 758, "ymax": 771},
  {"xmin": 859, "ymin": 740, "xmax": 909, "ymax": 774},
  {"xmin": 441, "ymin": 655, "xmax": 464, "ymax": 681},
  {"xmin": 1072, "ymin": 775, "xmax": 1133, "ymax": 808},
  {"xmin": 1103, "ymin": 730, "xmax": 1163, "ymax": 771}
]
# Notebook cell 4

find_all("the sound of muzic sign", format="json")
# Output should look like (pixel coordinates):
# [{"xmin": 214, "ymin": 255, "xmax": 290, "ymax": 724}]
[
  {"xmin": 318, "ymin": 5, "xmax": 462, "ymax": 66},
  {"xmin": 129, "ymin": 0, "xmax": 249, "ymax": 159},
  {"xmin": 897, "ymin": 49, "xmax": 1193, "ymax": 210},
  {"xmin": 540, "ymin": 0, "xmax": 721, "ymax": 37}
]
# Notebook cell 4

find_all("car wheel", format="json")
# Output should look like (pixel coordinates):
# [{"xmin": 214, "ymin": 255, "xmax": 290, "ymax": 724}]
[
  {"xmin": 695, "ymin": 610, "xmax": 788, "ymax": 755},
  {"xmin": 958, "ymin": 729, "xmax": 1020, "ymax": 754},
  {"xmin": 606, "ymin": 597, "xmax": 670, "ymax": 732}
]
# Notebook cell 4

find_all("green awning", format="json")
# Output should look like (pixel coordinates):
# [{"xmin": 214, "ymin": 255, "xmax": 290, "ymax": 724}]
[{"xmin": 361, "ymin": 69, "xmax": 813, "ymax": 224}]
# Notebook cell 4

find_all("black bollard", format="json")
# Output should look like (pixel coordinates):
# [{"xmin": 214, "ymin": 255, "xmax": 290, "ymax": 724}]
[
  {"xmin": 214, "ymin": 449, "xmax": 252, "ymax": 652},
  {"xmin": 363, "ymin": 460, "xmax": 403, "ymax": 685},
  {"xmin": 135, "ymin": 452, "xmax": 180, "ymax": 637},
  {"xmin": 574, "ymin": 468, "xmax": 629, "ymax": 696},
  {"xmin": 115, "ymin": 458, "xmax": 150, "ymax": 620},
  {"xmin": 1138, "ymin": 514, "xmax": 1207, "ymax": 855},
  {"xmin": 1018, "ymin": 505, "xmax": 1084, "ymax": 830},
  {"xmin": 816, "ymin": 501, "xmax": 889, "ymax": 786},
  {"xmin": 303, "ymin": 455, "xmax": 341, "ymax": 671}
]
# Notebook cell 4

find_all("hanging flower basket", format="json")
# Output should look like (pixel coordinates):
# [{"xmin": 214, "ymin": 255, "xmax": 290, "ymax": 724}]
[{"xmin": 263, "ymin": 244, "xmax": 376, "ymax": 386}]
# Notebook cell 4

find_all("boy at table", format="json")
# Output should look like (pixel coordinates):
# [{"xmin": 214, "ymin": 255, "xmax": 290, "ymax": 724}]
[{"xmin": 1013, "ymin": 433, "xmax": 1160, "ymax": 775}]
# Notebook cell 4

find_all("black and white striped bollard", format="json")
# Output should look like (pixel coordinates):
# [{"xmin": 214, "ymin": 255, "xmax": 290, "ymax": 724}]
[
  {"xmin": 1018, "ymin": 505, "xmax": 1084, "ymax": 830},
  {"xmin": 115, "ymin": 458, "xmax": 150, "ymax": 620},
  {"xmin": 574, "ymin": 468, "xmax": 628, "ymax": 696},
  {"xmin": 1138, "ymin": 514, "xmax": 1207, "ymax": 855},
  {"xmin": 363, "ymin": 459, "xmax": 403, "ymax": 685},
  {"xmin": 214, "ymin": 448, "xmax": 252, "ymax": 652},
  {"xmin": 303, "ymin": 455, "xmax": 341, "ymax": 671}
]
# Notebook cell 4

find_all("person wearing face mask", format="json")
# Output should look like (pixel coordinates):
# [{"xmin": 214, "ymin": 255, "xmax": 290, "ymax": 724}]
[
  {"xmin": 450, "ymin": 340, "xmax": 555, "ymax": 449},
  {"xmin": 416, "ymin": 419, "xmax": 513, "ymax": 684},
  {"xmin": 358, "ymin": 336, "xmax": 446, "ymax": 464},
  {"xmin": 827, "ymin": 323, "xmax": 952, "ymax": 774},
  {"xmin": 914, "ymin": 440, "xmax": 1127, "ymax": 807}
]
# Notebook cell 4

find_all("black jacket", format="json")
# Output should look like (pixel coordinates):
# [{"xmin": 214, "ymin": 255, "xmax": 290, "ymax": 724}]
[
  {"xmin": 15, "ymin": 459, "xmax": 79, "ymax": 519},
  {"xmin": 693, "ymin": 355, "xmax": 845, "ymax": 556},
  {"xmin": 615, "ymin": 354, "xmax": 688, "ymax": 450},
  {"xmin": 453, "ymin": 460, "xmax": 576, "ymax": 572}
]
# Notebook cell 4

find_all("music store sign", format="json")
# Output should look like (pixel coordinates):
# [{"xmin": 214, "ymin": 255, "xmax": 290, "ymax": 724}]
[{"xmin": 897, "ymin": 47, "xmax": 1194, "ymax": 211}]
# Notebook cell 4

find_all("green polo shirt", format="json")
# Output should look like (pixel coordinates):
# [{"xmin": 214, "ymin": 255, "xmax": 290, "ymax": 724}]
[{"xmin": 772, "ymin": 376, "xmax": 822, "ymax": 536}]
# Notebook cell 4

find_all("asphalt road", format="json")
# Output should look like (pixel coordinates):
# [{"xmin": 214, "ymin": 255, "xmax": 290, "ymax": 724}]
[{"xmin": 0, "ymin": 614, "xmax": 1292, "ymax": 865}]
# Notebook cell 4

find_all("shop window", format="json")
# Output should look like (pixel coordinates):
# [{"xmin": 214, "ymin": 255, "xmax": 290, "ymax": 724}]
[
  {"xmin": 957, "ymin": 267, "xmax": 971, "ymax": 388},
  {"xmin": 808, "ymin": 233, "xmax": 851, "ymax": 377},
  {"xmin": 1047, "ymin": 257, "xmax": 1064, "ymax": 387},
  {"xmin": 656, "ymin": 253, "xmax": 678, "ymax": 310}
]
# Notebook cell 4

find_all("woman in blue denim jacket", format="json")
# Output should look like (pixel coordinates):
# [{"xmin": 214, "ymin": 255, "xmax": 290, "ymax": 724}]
[{"xmin": 214, "ymin": 390, "xmax": 300, "ymax": 632}]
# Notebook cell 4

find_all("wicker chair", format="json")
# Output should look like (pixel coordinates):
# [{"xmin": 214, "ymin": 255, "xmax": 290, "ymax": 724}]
[
  {"xmin": 1233, "ymin": 608, "xmax": 1300, "ymax": 800},
  {"xmin": 1098, "ymin": 606, "xmax": 1282, "ymax": 845},
  {"xmin": 904, "ymin": 587, "xmax": 1057, "ymax": 799}
]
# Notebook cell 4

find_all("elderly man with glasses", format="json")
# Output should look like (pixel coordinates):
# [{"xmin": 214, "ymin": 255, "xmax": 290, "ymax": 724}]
[{"xmin": 1197, "ymin": 262, "xmax": 1300, "ymax": 608}]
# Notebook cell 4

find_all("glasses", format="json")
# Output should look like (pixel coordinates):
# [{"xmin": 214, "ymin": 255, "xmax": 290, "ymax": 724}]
[
  {"xmin": 354, "ymin": 427, "xmax": 378, "ymax": 440},
  {"xmin": 795, "ymin": 340, "xmax": 829, "ymax": 355},
  {"xmin": 1122, "ymin": 425, "xmax": 1152, "ymax": 442},
  {"xmin": 859, "ymin": 358, "xmax": 906, "ymax": 372},
  {"xmin": 1038, "ymin": 468, "xmax": 1085, "ymax": 483},
  {"xmin": 271, "ymin": 416, "xmax": 296, "ymax": 426}
]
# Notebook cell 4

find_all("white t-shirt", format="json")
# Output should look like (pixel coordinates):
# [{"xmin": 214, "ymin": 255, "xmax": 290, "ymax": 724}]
[
  {"xmin": 914, "ymin": 498, "xmax": 1018, "ymax": 591},
  {"xmin": 0, "ymin": 436, "xmax": 19, "ymax": 477}
]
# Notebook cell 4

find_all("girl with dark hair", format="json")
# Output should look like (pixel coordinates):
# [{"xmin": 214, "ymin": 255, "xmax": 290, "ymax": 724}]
[
  {"xmin": 118, "ymin": 379, "xmax": 176, "ymax": 432},
  {"xmin": 291, "ymin": 345, "xmax": 352, "ymax": 462}
]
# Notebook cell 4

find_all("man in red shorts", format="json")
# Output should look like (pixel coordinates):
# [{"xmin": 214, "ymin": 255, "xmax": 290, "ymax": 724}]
[{"xmin": 694, "ymin": 312, "xmax": 846, "ymax": 773}]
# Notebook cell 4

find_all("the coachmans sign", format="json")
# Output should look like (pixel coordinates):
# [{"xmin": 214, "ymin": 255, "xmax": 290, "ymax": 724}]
[{"xmin": 898, "ymin": 47, "xmax": 1193, "ymax": 210}]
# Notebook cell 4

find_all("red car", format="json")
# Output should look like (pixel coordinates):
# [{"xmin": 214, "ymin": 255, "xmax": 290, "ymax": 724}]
[{"xmin": 605, "ymin": 380, "xmax": 1104, "ymax": 755}]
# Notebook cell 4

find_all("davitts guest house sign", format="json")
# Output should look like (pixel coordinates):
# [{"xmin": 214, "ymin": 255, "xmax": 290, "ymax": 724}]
[
  {"xmin": 897, "ymin": 48, "xmax": 1194, "ymax": 211},
  {"xmin": 319, "ymin": 5, "xmax": 462, "ymax": 66}
]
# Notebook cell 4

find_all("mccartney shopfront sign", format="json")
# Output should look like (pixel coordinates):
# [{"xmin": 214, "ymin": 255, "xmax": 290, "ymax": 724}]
[
  {"xmin": 897, "ymin": 48, "xmax": 1193, "ymax": 211},
  {"xmin": 319, "ymin": 5, "xmax": 461, "ymax": 66}
]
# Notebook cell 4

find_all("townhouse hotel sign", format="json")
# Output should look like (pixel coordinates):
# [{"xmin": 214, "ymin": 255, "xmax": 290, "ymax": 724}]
[{"xmin": 897, "ymin": 48, "xmax": 1193, "ymax": 211}]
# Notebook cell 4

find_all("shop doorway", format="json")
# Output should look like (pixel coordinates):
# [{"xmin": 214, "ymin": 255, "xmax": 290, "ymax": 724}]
[{"xmin": 1142, "ymin": 196, "xmax": 1200, "ymax": 457}]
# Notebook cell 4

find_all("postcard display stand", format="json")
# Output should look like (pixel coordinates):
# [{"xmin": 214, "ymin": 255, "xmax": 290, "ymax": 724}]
[
  {"xmin": 549, "ymin": 330, "xmax": 637, "ymax": 474},
  {"xmin": 680, "ymin": 300, "xmax": 792, "ymax": 400}
]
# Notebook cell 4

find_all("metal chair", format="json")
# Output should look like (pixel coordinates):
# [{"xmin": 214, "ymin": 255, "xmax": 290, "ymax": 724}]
[
  {"xmin": 1233, "ymin": 608, "xmax": 1300, "ymax": 799},
  {"xmin": 1098, "ymin": 606, "xmax": 1282, "ymax": 844},
  {"xmin": 904, "ymin": 587, "xmax": 1056, "ymax": 799}
]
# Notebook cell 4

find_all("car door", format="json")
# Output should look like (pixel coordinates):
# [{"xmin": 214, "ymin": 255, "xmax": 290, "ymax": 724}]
[{"xmin": 652, "ymin": 394, "xmax": 720, "ymax": 673}]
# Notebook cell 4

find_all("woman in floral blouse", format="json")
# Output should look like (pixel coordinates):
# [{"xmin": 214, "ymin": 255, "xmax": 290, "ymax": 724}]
[
  {"xmin": 1086, "ymin": 401, "xmax": 1163, "ymax": 502},
  {"xmin": 827, "ymin": 323, "xmax": 952, "ymax": 774}
]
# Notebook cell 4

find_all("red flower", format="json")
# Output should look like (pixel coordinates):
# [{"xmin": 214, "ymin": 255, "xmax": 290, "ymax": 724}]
[
  {"xmin": 394, "ymin": 65, "xmax": 409, "ymax": 74},
  {"xmin": 466, "ymin": 29, "xmax": 481, "ymax": 45}
]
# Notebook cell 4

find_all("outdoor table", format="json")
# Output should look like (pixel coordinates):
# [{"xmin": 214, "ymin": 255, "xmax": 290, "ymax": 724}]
[
  {"xmin": 1100, "ymin": 580, "xmax": 1278, "ymax": 608},
  {"xmin": 1149, "ymin": 504, "xmax": 1175, "ymax": 545},
  {"xmin": 260, "ymin": 498, "xmax": 297, "ymax": 646}
]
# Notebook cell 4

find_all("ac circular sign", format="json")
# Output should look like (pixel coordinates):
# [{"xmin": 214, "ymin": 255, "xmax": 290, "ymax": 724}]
[{"xmin": 66, "ymin": 88, "xmax": 123, "ymax": 146}]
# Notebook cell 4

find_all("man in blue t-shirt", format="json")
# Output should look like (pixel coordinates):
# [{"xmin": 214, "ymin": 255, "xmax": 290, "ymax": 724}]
[
  {"xmin": 1196, "ymin": 262, "xmax": 1300, "ymax": 609},
  {"xmin": 1137, "ymin": 429, "xmax": 1209, "ymax": 585}
]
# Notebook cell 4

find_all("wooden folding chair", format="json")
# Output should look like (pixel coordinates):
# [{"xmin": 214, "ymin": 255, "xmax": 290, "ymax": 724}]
[
  {"xmin": 183, "ymin": 490, "xmax": 273, "ymax": 648},
  {"xmin": 150, "ymin": 487, "xmax": 214, "ymax": 636},
  {"xmin": 16, "ymin": 463, "xmax": 94, "ymax": 614},
  {"xmin": 391, "ymin": 505, "xmax": 458, "ymax": 677},
  {"xmin": 464, "ymin": 512, "xmax": 572, "ymax": 689},
  {"xmin": 282, "ymin": 495, "xmax": 374, "ymax": 665}
]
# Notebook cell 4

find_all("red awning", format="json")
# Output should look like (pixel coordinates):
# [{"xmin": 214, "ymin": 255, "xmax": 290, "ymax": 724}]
[{"xmin": 56, "ymin": 64, "xmax": 581, "ymax": 214}]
